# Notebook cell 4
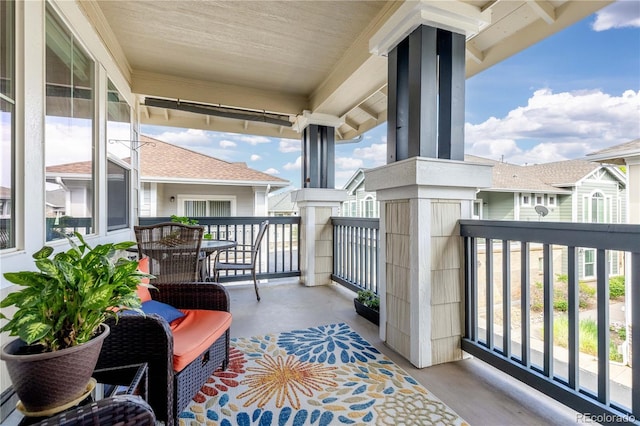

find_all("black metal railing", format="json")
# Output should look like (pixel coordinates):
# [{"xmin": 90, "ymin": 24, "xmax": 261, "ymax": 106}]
[
  {"xmin": 460, "ymin": 220, "xmax": 639, "ymax": 424},
  {"xmin": 45, "ymin": 217, "xmax": 93, "ymax": 241},
  {"xmin": 139, "ymin": 216, "xmax": 300, "ymax": 282},
  {"xmin": 331, "ymin": 217, "xmax": 379, "ymax": 295}
]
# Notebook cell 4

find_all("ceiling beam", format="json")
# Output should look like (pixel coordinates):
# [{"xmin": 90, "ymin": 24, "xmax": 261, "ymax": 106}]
[
  {"xmin": 133, "ymin": 70, "xmax": 307, "ymax": 117},
  {"xmin": 529, "ymin": 0, "xmax": 556, "ymax": 25},
  {"xmin": 357, "ymin": 105, "xmax": 379, "ymax": 121},
  {"xmin": 466, "ymin": 44, "xmax": 484, "ymax": 64}
]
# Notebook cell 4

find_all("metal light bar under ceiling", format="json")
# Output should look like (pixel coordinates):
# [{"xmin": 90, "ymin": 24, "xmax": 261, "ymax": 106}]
[{"xmin": 144, "ymin": 97, "xmax": 293, "ymax": 128}]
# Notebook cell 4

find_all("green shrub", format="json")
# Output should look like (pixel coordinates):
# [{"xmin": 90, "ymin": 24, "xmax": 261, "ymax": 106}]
[
  {"xmin": 609, "ymin": 276, "xmax": 625, "ymax": 299},
  {"xmin": 553, "ymin": 316, "xmax": 622, "ymax": 362},
  {"xmin": 553, "ymin": 300, "xmax": 568, "ymax": 312}
]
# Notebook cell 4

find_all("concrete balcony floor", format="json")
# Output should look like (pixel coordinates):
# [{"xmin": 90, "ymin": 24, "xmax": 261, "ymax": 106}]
[{"xmin": 227, "ymin": 279, "xmax": 582, "ymax": 426}]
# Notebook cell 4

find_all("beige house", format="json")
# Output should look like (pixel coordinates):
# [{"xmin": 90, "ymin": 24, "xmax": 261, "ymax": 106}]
[{"xmin": 139, "ymin": 136, "xmax": 289, "ymax": 218}]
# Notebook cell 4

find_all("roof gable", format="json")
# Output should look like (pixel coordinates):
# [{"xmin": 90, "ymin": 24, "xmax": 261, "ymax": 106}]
[{"xmin": 140, "ymin": 135, "xmax": 288, "ymax": 186}]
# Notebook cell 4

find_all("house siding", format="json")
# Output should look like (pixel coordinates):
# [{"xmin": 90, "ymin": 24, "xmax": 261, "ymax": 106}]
[{"xmin": 141, "ymin": 183, "xmax": 258, "ymax": 217}]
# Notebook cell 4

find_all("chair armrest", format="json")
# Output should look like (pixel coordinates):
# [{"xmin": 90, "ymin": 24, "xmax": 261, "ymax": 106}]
[
  {"xmin": 152, "ymin": 281, "xmax": 230, "ymax": 312},
  {"xmin": 97, "ymin": 315, "xmax": 173, "ymax": 425}
]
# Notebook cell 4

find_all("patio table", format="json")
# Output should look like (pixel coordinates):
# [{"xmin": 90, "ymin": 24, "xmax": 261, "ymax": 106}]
[{"xmin": 127, "ymin": 240, "xmax": 237, "ymax": 281}]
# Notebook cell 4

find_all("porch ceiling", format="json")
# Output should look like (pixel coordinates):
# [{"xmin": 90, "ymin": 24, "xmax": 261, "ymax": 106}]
[{"xmin": 83, "ymin": 0, "xmax": 612, "ymax": 141}]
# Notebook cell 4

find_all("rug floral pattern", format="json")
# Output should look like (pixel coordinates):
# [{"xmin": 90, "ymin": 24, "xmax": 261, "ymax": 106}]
[{"xmin": 180, "ymin": 323, "xmax": 468, "ymax": 426}]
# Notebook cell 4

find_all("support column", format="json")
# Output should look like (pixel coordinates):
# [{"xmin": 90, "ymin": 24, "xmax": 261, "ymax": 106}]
[
  {"xmin": 292, "ymin": 189, "xmax": 347, "ymax": 287},
  {"xmin": 294, "ymin": 111, "xmax": 342, "ymax": 189},
  {"xmin": 366, "ymin": 158, "xmax": 492, "ymax": 367},
  {"xmin": 368, "ymin": 0, "xmax": 492, "ymax": 368}
]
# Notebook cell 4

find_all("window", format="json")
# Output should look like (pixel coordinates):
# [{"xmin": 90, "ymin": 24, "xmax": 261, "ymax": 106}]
[
  {"xmin": 591, "ymin": 192, "xmax": 605, "ymax": 223},
  {"xmin": 181, "ymin": 198, "xmax": 233, "ymax": 217},
  {"xmin": 45, "ymin": 6, "xmax": 95, "ymax": 241},
  {"xmin": 473, "ymin": 200, "xmax": 482, "ymax": 219},
  {"xmin": 521, "ymin": 193, "xmax": 531, "ymax": 206},
  {"xmin": 364, "ymin": 196, "xmax": 375, "ymax": 218},
  {"xmin": 107, "ymin": 160, "xmax": 129, "ymax": 230},
  {"xmin": 106, "ymin": 80, "xmax": 131, "ymax": 230},
  {"xmin": 584, "ymin": 249, "xmax": 595, "ymax": 277},
  {"xmin": 1, "ymin": 0, "xmax": 15, "ymax": 249},
  {"xmin": 548, "ymin": 195, "xmax": 556, "ymax": 207},
  {"xmin": 350, "ymin": 201, "xmax": 356, "ymax": 217},
  {"xmin": 535, "ymin": 194, "xmax": 543, "ymax": 205}
]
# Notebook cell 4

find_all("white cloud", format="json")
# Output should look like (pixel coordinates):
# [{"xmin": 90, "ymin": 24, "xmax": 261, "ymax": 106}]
[
  {"xmin": 335, "ymin": 156, "xmax": 364, "ymax": 170},
  {"xmin": 264, "ymin": 167, "xmax": 280, "ymax": 175},
  {"xmin": 465, "ymin": 89, "xmax": 640, "ymax": 165},
  {"xmin": 220, "ymin": 140, "xmax": 237, "ymax": 149},
  {"xmin": 592, "ymin": 0, "xmax": 640, "ymax": 31},
  {"xmin": 283, "ymin": 156, "xmax": 301, "ymax": 171},
  {"xmin": 279, "ymin": 139, "xmax": 300, "ymax": 153},
  {"xmin": 151, "ymin": 128, "xmax": 211, "ymax": 146},
  {"xmin": 237, "ymin": 135, "xmax": 271, "ymax": 145},
  {"xmin": 352, "ymin": 143, "xmax": 387, "ymax": 167},
  {"xmin": 250, "ymin": 154, "xmax": 261, "ymax": 161}
]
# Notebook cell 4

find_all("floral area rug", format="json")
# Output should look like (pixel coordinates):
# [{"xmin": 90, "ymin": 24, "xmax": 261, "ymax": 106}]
[{"xmin": 179, "ymin": 323, "xmax": 468, "ymax": 426}]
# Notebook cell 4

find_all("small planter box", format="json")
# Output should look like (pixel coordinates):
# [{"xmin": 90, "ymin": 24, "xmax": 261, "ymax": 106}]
[{"xmin": 354, "ymin": 299, "xmax": 379, "ymax": 325}]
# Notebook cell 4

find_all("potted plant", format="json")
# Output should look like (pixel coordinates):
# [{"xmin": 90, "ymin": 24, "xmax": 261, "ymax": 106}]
[
  {"xmin": 0, "ymin": 233, "xmax": 150, "ymax": 414},
  {"xmin": 354, "ymin": 290, "xmax": 380, "ymax": 325}
]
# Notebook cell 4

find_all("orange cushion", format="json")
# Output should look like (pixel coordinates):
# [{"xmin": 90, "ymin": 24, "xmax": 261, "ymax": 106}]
[
  {"xmin": 136, "ymin": 257, "xmax": 152, "ymax": 302},
  {"xmin": 170, "ymin": 309, "xmax": 232, "ymax": 372}
]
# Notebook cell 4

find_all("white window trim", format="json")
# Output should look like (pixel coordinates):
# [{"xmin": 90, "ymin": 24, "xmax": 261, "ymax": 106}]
[
  {"xmin": 521, "ymin": 193, "xmax": 532, "ymax": 206},
  {"xmin": 547, "ymin": 194, "xmax": 556, "ymax": 207},
  {"xmin": 177, "ymin": 194, "xmax": 237, "ymax": 216},
  {"xmin": 583, "ymin": 248, "xmax": 596, "ymax": 278}
]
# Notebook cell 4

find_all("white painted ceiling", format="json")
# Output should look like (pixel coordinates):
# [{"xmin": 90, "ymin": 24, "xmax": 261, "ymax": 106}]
[{"xmin": 83, "ymin": 0, "xmax": 612, "ymax": 141}]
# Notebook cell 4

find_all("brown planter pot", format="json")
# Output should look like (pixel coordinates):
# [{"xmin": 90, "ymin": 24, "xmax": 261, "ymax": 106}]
[
  {"xmin": 354, "ymin": 298, "xmax": 379, "ymax": 325},
  {"xmin": 0, "ymin": 323, "xmax": 110, "ymax": 413}
]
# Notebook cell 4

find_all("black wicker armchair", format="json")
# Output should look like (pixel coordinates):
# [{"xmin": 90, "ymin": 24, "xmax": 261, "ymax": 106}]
[{"xmin": 96, "ymin": 282, "xmax": 231, "ymax": 426}]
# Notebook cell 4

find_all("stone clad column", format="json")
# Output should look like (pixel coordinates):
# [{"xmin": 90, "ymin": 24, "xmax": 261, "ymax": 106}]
[
  {"xmin": 293, "ymin": 189, "xmax": 347, "ymax": 287},
  {"xmin": 366, "ymin": 158, "xmax": 491, "ymax": 367}
]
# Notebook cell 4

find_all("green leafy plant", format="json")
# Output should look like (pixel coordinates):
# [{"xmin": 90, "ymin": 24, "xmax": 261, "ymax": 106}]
[
  {"xmin": 0, "ymin": 233, "xmax": 151, "ymax": 352},
  {"xmin": 170, "ymin": 215, "xmax": 199, "ymax": 225},
  {"xmin": 609, "ymin": 276, "xmax": 625, "ymax": 299},
  {"xmin": 356, "ymin": 290, "xmax": 379, "ymax": 311}
]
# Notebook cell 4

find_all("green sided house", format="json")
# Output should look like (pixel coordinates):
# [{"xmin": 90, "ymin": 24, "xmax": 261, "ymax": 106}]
[{"xmin": 341, "ymin": 154, "xmax": 627, "ymax": 280}]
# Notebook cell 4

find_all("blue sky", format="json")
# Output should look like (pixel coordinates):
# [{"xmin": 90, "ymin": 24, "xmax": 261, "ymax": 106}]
[{"xmin": 142, "ymin": 0, "xmax": 640, "ymax": 190}]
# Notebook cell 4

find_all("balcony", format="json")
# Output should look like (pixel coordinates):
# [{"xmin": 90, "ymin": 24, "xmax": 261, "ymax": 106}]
[
  {"xmin": 134, "ymin": 214, "xmax": 637, "ymax": 423},
  {"xmin": 228, "ymin": 279, "xmax": 585, "ymax": 425}
]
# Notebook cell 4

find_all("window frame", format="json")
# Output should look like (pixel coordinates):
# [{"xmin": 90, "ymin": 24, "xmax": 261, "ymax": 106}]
[
  {"xmin": 177, "ymin": 194, "xmax": 237, "ymax": 217},
  {"xmin": 0, "ymin": 0, "xmax": 15, "ymax": 250}
]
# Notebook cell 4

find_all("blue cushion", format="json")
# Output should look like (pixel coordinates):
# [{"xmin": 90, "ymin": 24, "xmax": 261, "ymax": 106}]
[{"xmin": 141, "ymin": 300, "xmax": 185, "ymax": 324}]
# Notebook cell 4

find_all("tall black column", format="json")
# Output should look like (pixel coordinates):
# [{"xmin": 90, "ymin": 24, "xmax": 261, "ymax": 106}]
[
  {"xmin": 387, "ymin": 25, "xmax": 465, "ymax": 163},
  {"xmin": 301, "ymin": 124, "xmax": 335, "ymax": 188}
]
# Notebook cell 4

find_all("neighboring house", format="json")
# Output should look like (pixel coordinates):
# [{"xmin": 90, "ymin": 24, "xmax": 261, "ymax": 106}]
[
  {"xmin": 341, "ymin": 168, "xmax": 379, "ymax": 218},
  {"xmin": 341, "ymin": 155, "xmax": 627, "ymax": 280},
  {"xmin": 586, "ymin": 138, "xmax": 640, "ymax": 225},
  {"xmin": 268, "ymin": 189, "xmax": 299, "ymax": 216},
  {"xmin": 469, "ymin": 155, "xmax": 627, "ymax": 224},
  {"xmin": 139, "ymin": 136, "xmax": 289, "ymax": 217}
]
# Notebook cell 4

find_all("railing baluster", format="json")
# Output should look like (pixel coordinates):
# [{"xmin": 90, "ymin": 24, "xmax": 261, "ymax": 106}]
[
  {"xmin": 597, "ymin": 248, "xmax": 610, "ymax": 405},
  {"xmin": 543, "ymin": 243, "xmax": 553, "ymax": 378},
  {"xmin": 502, "ymin": 240, "xmax": 511, "ymax": 357},
  {"xmin": 632, "ymin": 252, "xmax": 639, "ymax": 419},
  {"xmin": 486, "ymin": 238, "xmax": 493, "ymax": 349},
  {"xmin": 567, "ymin": 246, "xmax": 579, "ymax": 391},
  {"xmin": 521, "ymin": 241, "xmax": 530, "ymax": 367}
]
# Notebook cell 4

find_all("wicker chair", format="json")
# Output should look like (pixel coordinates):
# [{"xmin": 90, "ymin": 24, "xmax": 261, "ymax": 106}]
[
  {"xmin": 134, "ymin": 222, "xmax": 204, "ymax": 283},
  {"xmin": 35, "ymin": 395, "xmax": 155, "ymax": 426},
  {"xmin": 96, "ymin": 282, "xmax": 231, "ymax": 426},
  {"xmin": 212, "ymin": 220, "xmax": 269, "ymax": 301}
]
